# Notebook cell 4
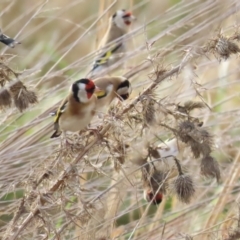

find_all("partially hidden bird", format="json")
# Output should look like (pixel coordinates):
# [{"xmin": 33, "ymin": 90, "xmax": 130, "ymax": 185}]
[
  {"xmin": 143, "ymin": 189, "xmax": 163, "ymax": 205},
  {"xmin": 90, "ymin": 9, "xmax": 136, "ymax": 77},
  {"xmin": 142, "ymin": 166, "xmax": 166, "ymax": 205},
  {"xmin": 93, "ymin": 76, "xmax": 132, "ymax": 114}
]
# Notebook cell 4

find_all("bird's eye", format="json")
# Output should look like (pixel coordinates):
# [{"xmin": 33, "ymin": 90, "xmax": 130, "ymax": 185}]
[{"xmin": 112, "ymin": 13, "xmax": 117, "ymax": 18}]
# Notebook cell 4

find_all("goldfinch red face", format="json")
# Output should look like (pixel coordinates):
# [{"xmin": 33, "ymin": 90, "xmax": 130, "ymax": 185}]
[
  {"xmin": 112, "ymin": 10, "xmax": 135, "ymax": 30},
  {"xmin": 72, "ymin": 79, "xmax": 96, "ymax": 103},
  {"xmin": 144, "ymin": 189, "xmax": 163, "ymax": 205}
]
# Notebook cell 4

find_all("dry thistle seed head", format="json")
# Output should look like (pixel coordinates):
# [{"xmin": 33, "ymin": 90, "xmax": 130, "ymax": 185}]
[
  {"xmin": 142, "ymin": 96, "xmax": 156, "ymax": 126},
  {"xmin": 226, "ymin": 229, "xmax": 240, "ymax": 240},
  {"xmin": 0, "ymin": 61, "xmax": 19, "ymax": 81},
  {"xmin": 184, "ymin": 101, "xmax": 205, "ymax": 110},
  {"xmin": 189, "ymin": 141, "xmax": 202, "ymax": 158},
  {"xmin": 187, "ymin": 127, "xmax": 213, "ymax": 147},
  {"xmin": 13, "ymin": 93, "xmax": 29, "ymax": 112},
  {"xmin": 0, "ymin": 88, "xmax": 12, "ymax": 108},
  {"xmin": 178, "ymin": 121, "xmax": 195, "ymax": 143},
  {"xmin": 199, "ymin": 143, "xmax": 212, "ymax": 157},
  {"xmin": 193, "ymin": 118, "xmax": 203, "ymax": 127},
  {"xmin": 26, "ymin": 90, "xmax": 38, "ymax": 104},
  {"xmin": 10, "ymin": 80, "xmax": 24, "ymax": 92},
  {"xmin": 178, "ymin": 121, "xmax": 213, "ymax": 158},
  {"xmin": 177, "ymin": 101, "xmax": 205, "ymax": 114},
  {"xmin": 215, "ymin": 36, "xmax": 240, "ymax": 60},
  {"xmin": 10, "ymin": 80, "xmax": 38, "ymax": 112},
  {"xmin": 200, "ymin": 155, "xmax": 221, "ymax": 183},
  {"xmin": 173, "ymin": 174, "xmax": 195, "ymax": 204}
]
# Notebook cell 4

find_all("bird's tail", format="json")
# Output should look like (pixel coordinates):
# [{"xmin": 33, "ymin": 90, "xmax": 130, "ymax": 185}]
[
  {"xmin": 50, "ymin": 130, "xmax": 62, "ymax": 138},
  {"xmin": 0, "ymin": 34, "xmax": 21, "ymax": 48},
  {"xmin": 50, "ymin": 122, "xmax": 62, "ymax": 138}
]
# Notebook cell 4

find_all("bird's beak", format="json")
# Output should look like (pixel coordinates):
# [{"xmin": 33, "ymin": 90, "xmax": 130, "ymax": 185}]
[
  {"xmin": 130, "ymin": 14, "xmax": 136, "ymax": 21},
  {"xmin": 94, "ymin": 87, "xmax": 106, "ymax": 99},
  {"xmin": 123, "ymin": 12, "xmax": 136, "ymax": 20}
]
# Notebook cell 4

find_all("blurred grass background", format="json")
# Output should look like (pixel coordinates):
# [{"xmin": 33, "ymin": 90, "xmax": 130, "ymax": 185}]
[{"xmin": 0, "ymin": 0, "xmax": 240, "ymax": 239}]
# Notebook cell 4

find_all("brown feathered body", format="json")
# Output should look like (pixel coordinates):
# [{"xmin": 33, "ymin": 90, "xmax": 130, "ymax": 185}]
[{"xmin": 58, "ymin": 94, "xmax": 97, "ymax": 133}]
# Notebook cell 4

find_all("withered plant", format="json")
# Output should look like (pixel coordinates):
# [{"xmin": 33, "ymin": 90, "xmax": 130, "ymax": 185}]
[{"xmin": 1, "ymin": 1, "xmax": 240, "ymax": 240}]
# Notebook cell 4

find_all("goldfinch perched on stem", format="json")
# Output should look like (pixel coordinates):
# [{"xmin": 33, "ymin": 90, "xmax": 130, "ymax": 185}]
[
  {"xmin": 50, "ymin": 78, "xmax": 103, "ymax": 138},
  {"xmin": 94, "ymin": 76, "xmax": 131, "ymax": 113},
  {"xmin": 0, "ymin": 29, "xmax": 20, "ymax": 48},
  {"xmin": 90, "ymin": 10, "xmax": 136, "ymax": 77}
]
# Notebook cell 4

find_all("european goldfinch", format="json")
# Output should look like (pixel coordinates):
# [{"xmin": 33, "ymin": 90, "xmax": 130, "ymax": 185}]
[
  {"xmin": 143, "ymin": 139, "xmax": 183, "ymax": 205},
  {"xmin": 143, "ymin": 168, "xmax": 167, "ymax": 205},
  {"xmin": 0, "ymin": 29, "xmax": 20, "ymax": 48},
  {"xmin": 93, "ymin": 76, "xmax": 131, "ymax": 113},
  {"xmin": 90, "ymin": 9, "xmax": 136, "ymax": 76},
  {"xmin": 50, "ymin": 78, "xmax": 102, "ymax": 138}
]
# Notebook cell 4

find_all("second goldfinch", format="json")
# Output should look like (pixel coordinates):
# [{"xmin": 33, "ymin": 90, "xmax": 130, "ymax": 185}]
[
  {"xmin": 93, "ymin": 76, "xmax": 132, "ymax": 113},
  {"xmin": 0, "ymin": 29, "xmax": 20, "ymax": 48},
  {"xmin": 90, "ymin": 9, "xmax": 136, "ymax": 76},
  {"xmin": 142, "ymin": 168, "xmax": 166, "ymax": 205},
  {"xmin": 50, "ymin": 78, "xmax": 102, "ymax": 138}
]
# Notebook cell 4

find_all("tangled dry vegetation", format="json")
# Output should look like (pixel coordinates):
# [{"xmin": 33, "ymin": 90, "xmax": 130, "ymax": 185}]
[{"xmin": 1, "ymin": 0, "xmax": 240, "ymax": 239}]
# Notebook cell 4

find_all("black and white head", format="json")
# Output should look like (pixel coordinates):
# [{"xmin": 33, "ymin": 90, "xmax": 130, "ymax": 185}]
[
  {"xmin": 71, "ymin": 78, "xmax": 96, "ymax": 103},
  {"xmin": 112, "ymin": 9, "xmax": 136, "ymax": 30},
  {"xmin": 116, "ymin": 77, "xmax": 132, "ymax": 100}
]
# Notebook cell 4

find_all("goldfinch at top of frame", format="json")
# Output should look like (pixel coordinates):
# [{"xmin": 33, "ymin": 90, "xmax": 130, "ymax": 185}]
[{"xmin": 90, "ymin": 9, "xmax": 136, "ymax": 77}]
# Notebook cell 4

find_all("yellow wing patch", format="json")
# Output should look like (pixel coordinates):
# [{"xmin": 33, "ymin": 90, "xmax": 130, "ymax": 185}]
[
  {"xmin": 95, "ymin": 90, "xmax": 107, "ymax": 99},
  {"xmin": 92, "ymin": 43, "xmax": 122, "ymax": 71},
  {"xmin": 98, "ymin": 50, "xmax": 112, "ymax": 65},
  {"xmin": 54, "ymin": 100, "xmax": 68, "ymax": 123}
]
